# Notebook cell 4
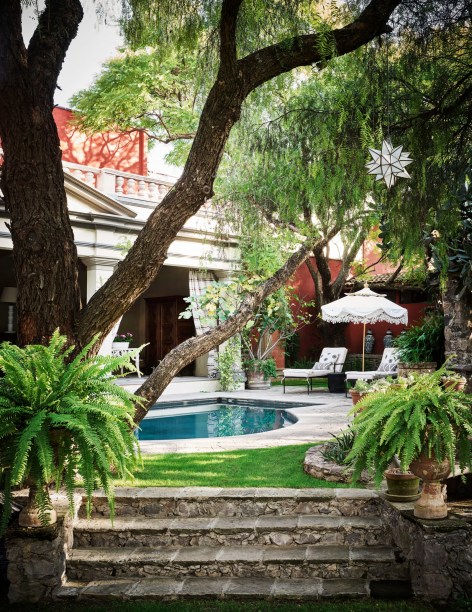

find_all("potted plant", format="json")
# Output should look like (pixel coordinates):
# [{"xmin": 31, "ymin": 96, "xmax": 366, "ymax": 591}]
[
  {"xmin": 394, "ymin": 311, "xmax": 444, "ymax": 376},
  {"xmin": 244, "ymin": 356, "xmax": 278, "ymax": 390},
  {"xmin": 347, "ymin": 365, "xmax": 472, "ymax": 519},
  {"xmin": 441, "ymin": 371, "xmax": 467, "ymax": 392},
  {"xmin": 181, "ymin": 273, "xmax": 314, "ymax": 390},
  {"xmin": 0, "ymin": 331, "xmax": 142, "ymax": 534},
  {"xmin": 112, "ymin": 332, "xmax": 133, "ymax": 349},
  {"xmin": 384, "ymin": 456, "xmax": 420, "ymax": 502},
  {"xmin": 349, "ymin": 378, "xmax": 371, "ymax": 405}
]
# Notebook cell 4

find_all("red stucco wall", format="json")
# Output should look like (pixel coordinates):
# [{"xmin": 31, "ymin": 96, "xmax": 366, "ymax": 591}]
[{"xmin": 54, "ymin": 107, "xmax": 147, "ymax": 175}]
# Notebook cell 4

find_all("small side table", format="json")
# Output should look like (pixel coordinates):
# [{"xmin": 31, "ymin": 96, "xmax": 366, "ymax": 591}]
[
  {"xmin": 111, "ymin": 347, "xmax": 141, "ymax": 378},
  {"xmin": 327, "ymin": 372, "xmax": 346, "ymax": 394}
]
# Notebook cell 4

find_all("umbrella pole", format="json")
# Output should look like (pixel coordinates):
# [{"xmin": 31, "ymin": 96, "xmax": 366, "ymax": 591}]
[{"xmin": 362, "ymin": 323, "xmax": 366, "ymax": 372}]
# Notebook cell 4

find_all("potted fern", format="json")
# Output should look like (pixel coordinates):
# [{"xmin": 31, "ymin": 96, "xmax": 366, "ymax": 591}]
[
  {"xmin": 0, "ymin": 331, "xmax": 142, "ymax": 535},
  {"xmin": 394, "ymin": 312, "xmax": 444, "ymax": 376},
  {"xmin": 347, "ymin": 365, "xmax": 472, "ymax": 519}
]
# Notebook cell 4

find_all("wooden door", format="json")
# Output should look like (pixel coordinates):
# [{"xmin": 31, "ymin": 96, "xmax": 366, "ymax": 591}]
[{"xmin": 146, "ymin": 297, "xmax": 195, "ymax": 374}]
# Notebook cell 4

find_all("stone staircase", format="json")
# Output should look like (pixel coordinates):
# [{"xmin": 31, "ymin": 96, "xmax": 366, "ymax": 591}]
[{"xmin": 55, "ymin": 487, "xmax": 411, "ymax": 601}]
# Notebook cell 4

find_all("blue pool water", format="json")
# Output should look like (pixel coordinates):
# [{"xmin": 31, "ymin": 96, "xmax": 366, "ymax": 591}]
[{"xmin": 138, "ymin": 400, "xmax": 300, "ymax": 441}]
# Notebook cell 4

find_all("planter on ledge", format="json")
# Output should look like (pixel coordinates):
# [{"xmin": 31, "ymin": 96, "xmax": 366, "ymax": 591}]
[
  {"xmin": 409, "ymin": 453, "xmax": 451, "ymax": 519},
  {"xmin": 384, "ymin": 469, "xmax": 420, "ymax": 502}
]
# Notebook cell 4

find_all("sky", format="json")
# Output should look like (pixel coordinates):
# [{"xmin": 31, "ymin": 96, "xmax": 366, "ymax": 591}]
[{"xmin": 22, "ymin": 2, "xmax": 179, "ymax": 176}]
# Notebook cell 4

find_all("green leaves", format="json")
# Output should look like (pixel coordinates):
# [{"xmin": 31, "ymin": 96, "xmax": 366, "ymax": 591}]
[
  {"xmin": 0, "ymin": 331, "xmax": 143, "ymax": 535},
  {"xmin": 347, "ymin": 365, "xmax": 472, "ymax": 486}
]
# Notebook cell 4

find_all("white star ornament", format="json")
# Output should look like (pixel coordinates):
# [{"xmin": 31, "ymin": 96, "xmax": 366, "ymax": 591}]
[{"xmin": 366, "ymin": 140, "xmax": 413, "ymax": 188}]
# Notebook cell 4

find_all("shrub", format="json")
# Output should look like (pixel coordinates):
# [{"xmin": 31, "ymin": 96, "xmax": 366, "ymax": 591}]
[{"xmin": 0, "ymin": 331, "xmax": 142, "ymax": 535}]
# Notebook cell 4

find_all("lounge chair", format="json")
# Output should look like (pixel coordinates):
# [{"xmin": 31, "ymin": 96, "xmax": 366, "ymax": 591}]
[
  {"xmin": 282, "ymin": 347, "xmax": 348, "ymax": 394},
  {"xmin": 345, "ymin": 347, "xmax": 399, "ymax": 392}
]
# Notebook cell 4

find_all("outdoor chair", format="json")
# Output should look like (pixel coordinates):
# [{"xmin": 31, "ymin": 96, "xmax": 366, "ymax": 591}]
[
  {"xmin": 344, "ymin": 347, "xmax": 399, "ymax": 394},
  {"xmin": 282, "ymin": 347, "xmax": 348, "ymax": 395}
]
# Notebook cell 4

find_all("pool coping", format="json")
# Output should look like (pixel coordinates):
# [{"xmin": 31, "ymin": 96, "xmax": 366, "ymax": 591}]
[{"xmin": 136, "ymin": 387, "xmax": 352, "ymax": 454}]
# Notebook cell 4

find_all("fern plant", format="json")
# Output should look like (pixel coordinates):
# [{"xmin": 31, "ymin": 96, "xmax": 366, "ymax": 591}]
[
  {"xmin": 0, "ymin": 331, "xmax": 143, "ymax": 535},
  {"xmin": 347, "ymin": 364, "xmax": 472, "ymax": 486}
]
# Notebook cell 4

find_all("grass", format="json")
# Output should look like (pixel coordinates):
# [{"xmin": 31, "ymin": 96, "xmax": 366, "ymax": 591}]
[
  {"xmin": 1, "ymin": 600, "xmax": 446, "ymax": 612},
  {"xmin": 114, "ymin": 443, "xmax": 351, "ymax": 488},
  {"xmin": 273, "ymin": 378, "xmax": 328, "ymax": 388}
]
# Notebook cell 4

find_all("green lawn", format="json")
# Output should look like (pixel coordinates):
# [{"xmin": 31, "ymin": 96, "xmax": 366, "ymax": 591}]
[
  {"xmin": 114, "ymin": 443, "xmax": 351, "ymax": 488},
  {"xmin": 2, "ymin": 600, "xmax": 444, "ymax": 612}
]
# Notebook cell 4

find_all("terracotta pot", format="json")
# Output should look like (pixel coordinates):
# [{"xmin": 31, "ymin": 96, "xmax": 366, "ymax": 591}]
[
  {"xmin": 442, "ymin": 379, "xmax": 466, "ymax": 392},
  {"xmin": 246, "ymin": 370, "xmax": 271, "ymax": 390},
  {"xmin": 397, "ymin": 362, "xmax": 437, "ymax": 377},
  {"xmin": 384, "ymin": 470, "xmax": 420, "ymax": 502},
  {"xmin": 409, "ymin": 453, "xmax": 451, "ymax": 519},
  {"xmin": 349, "ymin": 389, "xmax": 367, "ymax": 406}
]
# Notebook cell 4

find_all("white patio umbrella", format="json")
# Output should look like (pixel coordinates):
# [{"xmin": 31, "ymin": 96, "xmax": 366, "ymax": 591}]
[{"xmin": 321, "ymin": 284, "xmax": 408, "ymax": 371}]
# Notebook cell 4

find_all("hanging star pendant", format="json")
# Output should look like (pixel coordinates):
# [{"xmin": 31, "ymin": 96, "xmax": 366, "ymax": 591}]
[{"xmin": 366, "ymin": 139, "xmax": 413, "ymax": 189}]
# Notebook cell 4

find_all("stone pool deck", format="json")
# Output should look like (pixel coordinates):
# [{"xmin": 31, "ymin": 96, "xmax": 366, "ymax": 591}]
[{"xmin": 124, "ymin": 383, "xmax": 352, "ymax": 454}]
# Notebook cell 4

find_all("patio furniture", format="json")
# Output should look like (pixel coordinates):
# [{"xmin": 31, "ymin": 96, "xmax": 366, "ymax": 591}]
[
  {"xmin": 327, "ymin": 372, "xmax": 347, "ymax": 393},
  {"xmin": 111, "ymin": 346, "xmax": 142, "ymax": 378},
  {"xmin": 282, "ymin": 347, "xmax": 348, "ymax": 395},
  {"xmin": 344, "ymin": 347, "xmax": 399, "ymax": 394}
]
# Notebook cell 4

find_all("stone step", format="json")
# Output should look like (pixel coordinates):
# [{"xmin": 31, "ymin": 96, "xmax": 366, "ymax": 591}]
[
  {"xmin": 73, "ymin": 514, "xmax": 390, "ymax": 548},
  {"xmin": 67, "ymin": 544, "xmax": 409, "ymax": 582},
  {"xmin": 80, "ymin": 487, "xmax": 382, "ymax": 519},
  {"xmin": 55, "ymin": 576, "xmax": 413, "ymax": 601}
]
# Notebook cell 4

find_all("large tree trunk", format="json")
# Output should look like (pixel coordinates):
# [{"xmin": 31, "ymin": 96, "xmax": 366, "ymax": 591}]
[
  {"xmin": 0, "ymin": 0, "xmax": 83, "ymax": 345},
  {"xmin": 443, "ymin": 276, "xmax": 472, "ymax": 393},
  {"xmin": 1, "ymin": 103, "xmax": 81, "ymax": 345}
]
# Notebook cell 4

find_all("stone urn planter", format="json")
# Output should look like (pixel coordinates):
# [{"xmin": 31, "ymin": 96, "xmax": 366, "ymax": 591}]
[
  {"xmin": 397, "ymin": 362, "xmax": 436, "ymax": 377},
  {"xmin": 18, "ymin": 482, "xmax": 57, "ymax": 528},
  {"xmin": 384, "ymin": 469, "xmax": 420, "ymax": 502},
  {"xmin": 245, "ymin": 369, "xmax": 271, "ymax": 390},
  {"xmin": 409, "ymin": 453, "xmax": 451, "ymax": 519}
]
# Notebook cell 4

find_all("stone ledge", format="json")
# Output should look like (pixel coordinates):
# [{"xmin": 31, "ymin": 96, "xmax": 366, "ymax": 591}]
[{"xmin": 303, "ymin": 445, "xmax": 373, "ymax": 485}]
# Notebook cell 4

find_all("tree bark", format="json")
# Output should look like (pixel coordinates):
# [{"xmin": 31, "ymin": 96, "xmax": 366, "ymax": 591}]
[{"xmin": 0, "ymin": 0, "xmax": 83, "ymax": 345}]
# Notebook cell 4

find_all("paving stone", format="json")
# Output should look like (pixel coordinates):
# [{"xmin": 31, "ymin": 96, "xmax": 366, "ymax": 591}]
[
  {"xmin": 306, "ymin": 545, "xmax": 349, "ymax": 562},
  {"xmin": 321, "ymin": 578, "xmax": 369, "ymax": 597},
  {"xmin": 212, "ymin": 517, "xmax": 256, "ymax": 532},
  {"xmin": 170, "ymin": 517, "xmax": 216, "ymax": 532},
  {"xmin": 180, "ymin": 577, "xmax": 230, "ymax": 598},
  {"xmin": 350, "ymin": 547, "xmax": 395, "ymax": 562},
  {"xmin": 173, "ymin": 547, "xmax": 219, "ymax": 563},
  {"xmin": 273, "ymin": 577, "xmax": 322, "ymax": 599},
  {"xmin": 224, "ymin": 577, "xmax": 274, "ymax": 598},
  {"xmin": 126, "ymin": 577, "xmax": 184, "ymax": 599},
  {"xmin": 262, "ymin": 547, "xmax": 307, "ymax": 563},
  {"xmin": 80, "ymin": 578, "xmax": 136, "ymax": 599},
  {"xmin": 217, "ymin": 547, "xmax": 264, "ymax": 562},
  {"xmin": 297, "ymin": 515, "xmax": 340, "ymax": 528},
  {"xmin": 335, "ymin": 489, "xmax": 378, "ymax": 499},
  {"xmin": 342, "ymin": 516, "xmax": 382, "ymax": 528},
  {"xmin": 256, "ymin": 516, "xmax": 298, "ymax": 529}
]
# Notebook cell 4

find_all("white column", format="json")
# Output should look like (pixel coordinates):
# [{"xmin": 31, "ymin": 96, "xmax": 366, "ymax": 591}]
[
  {"xmin": 82, "ymin": 257, "xmax": 119, "ymax": 302},
  {"xmin": 82, "ymin": 257, "xmax": 121, "ymax": 356}
]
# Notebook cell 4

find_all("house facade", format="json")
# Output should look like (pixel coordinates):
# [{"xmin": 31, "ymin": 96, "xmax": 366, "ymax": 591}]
[{"xmin": 0, "ymin": 108, "xmax": 239, "ymax": 387}]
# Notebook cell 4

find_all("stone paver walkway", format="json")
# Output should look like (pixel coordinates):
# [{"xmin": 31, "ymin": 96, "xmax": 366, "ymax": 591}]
[{"xmin": 122, "ymin": 383, "xmax": 351, "ymax": 454}]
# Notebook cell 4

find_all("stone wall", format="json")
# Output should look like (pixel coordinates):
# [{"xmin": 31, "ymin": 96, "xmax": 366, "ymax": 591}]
[
  {"xmin": 6, "ymin": 492, "xmax": 80, "ymax": 603},
  {"xmin": 384, "ymin": 503, "xmax": 472, "ymax": 602}
]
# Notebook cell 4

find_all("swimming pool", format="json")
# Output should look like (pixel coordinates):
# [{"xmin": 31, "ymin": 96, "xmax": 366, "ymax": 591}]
[{"xmin": 137, "ymin": 398, "xmax": 309, "ymax": 441}]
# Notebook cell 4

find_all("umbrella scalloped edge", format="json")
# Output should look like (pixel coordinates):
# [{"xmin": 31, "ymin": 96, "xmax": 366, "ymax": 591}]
[{"xmin": 322, "ymin": 314, "xmax": 408, "ymax": 325}]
